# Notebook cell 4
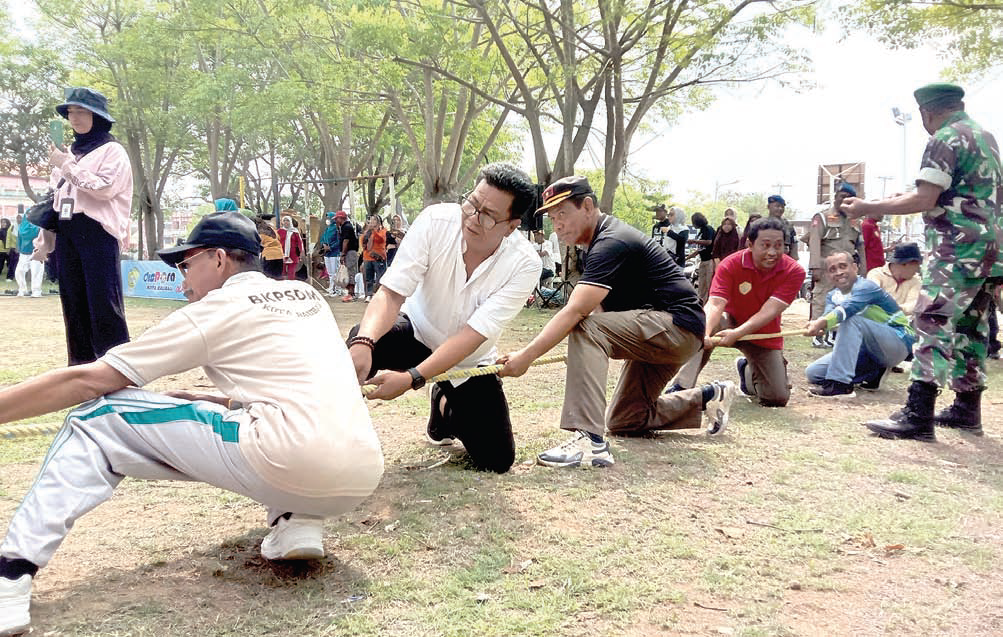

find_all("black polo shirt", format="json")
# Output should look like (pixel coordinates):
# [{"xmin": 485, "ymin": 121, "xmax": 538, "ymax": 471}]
[
  {"xmin": 697, "ymin": 224, "xmax": 715, "ymax": 260},
  {"xmin": 580, "ymin": 214, "xmax": 705, "ymax": 338},
  {"xmin": 339, "ymin": 221, "xmax": 359, "ymax": 252}
]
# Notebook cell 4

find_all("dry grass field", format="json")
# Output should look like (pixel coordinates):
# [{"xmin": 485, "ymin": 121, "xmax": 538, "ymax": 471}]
[{"xmin": 1, "ymin": 289, "xmax": 1002, "ymax": 636}]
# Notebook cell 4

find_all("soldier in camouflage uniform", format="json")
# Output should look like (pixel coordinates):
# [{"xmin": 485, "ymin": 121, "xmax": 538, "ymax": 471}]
[{"xmin": 842, "ymin": 83, "xmax": 1003, "ymax": 441}]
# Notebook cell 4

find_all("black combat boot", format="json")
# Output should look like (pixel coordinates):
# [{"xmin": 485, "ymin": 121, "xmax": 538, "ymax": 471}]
[
  {"xmin": 933, "ymin": 390, "xmax": 983, "ymax": 436},
  {"xmin": 866, "ymin": 381, "xmax": 938, "ymax": 442}
]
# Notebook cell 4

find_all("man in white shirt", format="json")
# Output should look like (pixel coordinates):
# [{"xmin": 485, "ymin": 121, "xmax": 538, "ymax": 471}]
[
  {"xmin": 348, "ymin": 163, "xmax": 541, "ymax": 473},
  {"xmin": 0, "ymin": 212, "xmax": 383, "ymax": 637},
  {"xmin": 533, "ymin": 230, "xmax": 556, "ymax": 286}
]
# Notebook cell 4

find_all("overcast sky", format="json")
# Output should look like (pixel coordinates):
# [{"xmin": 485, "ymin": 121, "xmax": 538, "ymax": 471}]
[
  {"xmin": 623, "ymin": 20, "xmax": 1003, "ymax": 219},
  {"xmin": 10, "ymin": 1, "xmax": 1002, "ymax": 221}
]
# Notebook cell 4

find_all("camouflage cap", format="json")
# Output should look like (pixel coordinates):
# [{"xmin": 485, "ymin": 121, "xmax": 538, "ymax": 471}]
[{"xmin": 913, "ymin": 83, "xmax": 964, "ymax": 108}]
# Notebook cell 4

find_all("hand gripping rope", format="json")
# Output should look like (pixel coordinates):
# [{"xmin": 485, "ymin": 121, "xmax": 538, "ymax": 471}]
[{"xmin": 0, "ymin": 331, "xmax": 808, "ymax": 440}]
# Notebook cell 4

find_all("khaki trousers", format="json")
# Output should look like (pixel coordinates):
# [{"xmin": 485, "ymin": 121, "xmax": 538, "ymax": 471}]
[
  {"xmin": 560, "ymin": 309, "xmax": 703, "ymax": 437},
  {"xmin": 672, "ymin": 313, "xmax": 791, "ymax": 407}
]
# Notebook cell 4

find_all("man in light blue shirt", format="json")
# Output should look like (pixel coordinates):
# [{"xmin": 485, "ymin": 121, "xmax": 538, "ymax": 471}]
[{"xmin": 805, "ymin": 251, "xmax": 914, "ymax": 397}]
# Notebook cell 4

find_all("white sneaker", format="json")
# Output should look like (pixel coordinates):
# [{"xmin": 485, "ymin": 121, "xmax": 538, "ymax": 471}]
[
  {"xmin": 15, "ymin": 291, "xmax": 24, "ymax": 297},
  {"xmin": 704, "ymin": 381, "xmax": 736, "ymax": 435},
  {"xmin": 260, "ymin": 516, "xmax": 325, "ymax": 561},
  {"xmin": 30, "ymin": 292, "xmax": 41, "ymax": 298},
  {"xmin": 0, "ymin": 574, "xmax": 31, "ymax": 637},
  {"xmin": 537, "ymin": 431, "xmax": 614, "ymax": 468}
]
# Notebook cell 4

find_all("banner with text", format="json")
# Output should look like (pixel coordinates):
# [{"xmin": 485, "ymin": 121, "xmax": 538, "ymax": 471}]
[{"xmin": 121, "ymin": 260, "xmax": 186, "ymax": 301}]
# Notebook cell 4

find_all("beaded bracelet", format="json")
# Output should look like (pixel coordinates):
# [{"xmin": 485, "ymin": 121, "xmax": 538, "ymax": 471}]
[{"xmin": 347, "ymin": 335, "xmax": 376, "ymax": 351}]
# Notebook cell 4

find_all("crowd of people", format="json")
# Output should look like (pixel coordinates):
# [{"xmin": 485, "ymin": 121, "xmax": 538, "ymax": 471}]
[{"xmin": 0, "ymin": 81, "xmax": 1001, "ymax": 636}]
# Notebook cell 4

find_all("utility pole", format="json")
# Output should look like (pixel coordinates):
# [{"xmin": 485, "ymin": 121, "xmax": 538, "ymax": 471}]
[
  {"xmin": 892, "ymin": 107, "xmax": 912, "ymax": 192},
  {"xmin": 771, "ymin": 183, "xmax": 792, "ymax": 196},
  {"xmin": 714, "ymin": 179, "xmax": 740, "ymax": 203},
  {"xmin": 878, "ymin": 176, "xmax": 894, "ymax": 199}
]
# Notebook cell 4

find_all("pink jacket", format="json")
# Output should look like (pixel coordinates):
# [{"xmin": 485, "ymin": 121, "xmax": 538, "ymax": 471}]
[{"xmin": 37, "ymin": 142, "xmax": 133, "ymax": 257}]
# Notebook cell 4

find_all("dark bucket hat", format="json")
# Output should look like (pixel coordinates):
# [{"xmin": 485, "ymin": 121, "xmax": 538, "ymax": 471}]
[{"xmin": 56, "ymin": 87, "xmax": 116, "ymax": 123}]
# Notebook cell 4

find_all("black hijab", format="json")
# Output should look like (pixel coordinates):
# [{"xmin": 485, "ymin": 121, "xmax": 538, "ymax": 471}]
[{"xmin": 71, "ymin": 114, "xmax": 115, "ymax": 157}]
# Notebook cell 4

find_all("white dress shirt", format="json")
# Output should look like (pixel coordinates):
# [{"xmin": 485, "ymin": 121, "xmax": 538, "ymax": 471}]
[{"xmin": 379, "ymin": 203, "xmax": 541, "ymax": 378}]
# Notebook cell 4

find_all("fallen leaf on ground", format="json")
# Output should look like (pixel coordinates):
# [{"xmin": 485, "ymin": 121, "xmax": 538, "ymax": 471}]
[
  {"xmin": 528, "ymin": 580, "xmax": 546, "ymax": 590},
  {"xmin": 884, "ymin": 544, "xmax": 905, "ymax": 552},
  {"xmin": 714, "ymin": 526, "xmax": 745, "ymax": 539}
]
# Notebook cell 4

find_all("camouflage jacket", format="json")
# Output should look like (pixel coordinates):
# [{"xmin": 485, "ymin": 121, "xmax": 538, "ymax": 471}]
[{"xmin": 917, "ymin": 111, "xmax": 1003, "ymax": 278}]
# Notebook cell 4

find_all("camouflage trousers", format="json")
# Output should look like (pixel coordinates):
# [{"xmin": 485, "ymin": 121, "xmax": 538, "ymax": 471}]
[{"xmin": 910, "ymin": 270, "xmax": 1002, "ymax": 392}]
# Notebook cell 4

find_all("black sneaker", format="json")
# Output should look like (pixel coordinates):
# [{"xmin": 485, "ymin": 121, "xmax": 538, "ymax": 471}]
[
  {"xmin": 663, "ymin": 383, "xmax": 685, "ymax": 394},
  {"xmin": 859, "ymin": 368, "xmax": 891, "ymax": 391},
  {"xmin": 735, "ymin": 357, "xmax": 751, "ymax": 396},
  {"xmin": 425, "ymin": 384, "xmax": 454, "ymax": 446},
  {"xmin": 808, "ymin": 380, "xmax": 856, "ymax": 398},
  {"xmin": 811, "ymin": 335, "xmax": 828, "ymax": 348}
]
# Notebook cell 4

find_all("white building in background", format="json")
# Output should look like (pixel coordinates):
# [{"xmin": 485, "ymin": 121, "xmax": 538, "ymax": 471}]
[{"xmin": 0, "ymin": 174, "xmax": 48, "ymax": 220}]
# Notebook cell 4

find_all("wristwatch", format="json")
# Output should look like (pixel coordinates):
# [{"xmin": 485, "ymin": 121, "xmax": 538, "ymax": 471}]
[{"xmin": 406, "ymin": 367, "xmax": 426, "ymax": 391}]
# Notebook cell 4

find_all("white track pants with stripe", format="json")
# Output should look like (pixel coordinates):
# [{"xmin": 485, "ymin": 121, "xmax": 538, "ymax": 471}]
[{"xmin": 1, "ymin": 388, "xmax": 365, "ymax": 568}]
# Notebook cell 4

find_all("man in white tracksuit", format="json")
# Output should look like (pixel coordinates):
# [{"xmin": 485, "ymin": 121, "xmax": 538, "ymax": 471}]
[{"xmin": 0, "ymin": 211, "xmax": 383, "ymax": 637}]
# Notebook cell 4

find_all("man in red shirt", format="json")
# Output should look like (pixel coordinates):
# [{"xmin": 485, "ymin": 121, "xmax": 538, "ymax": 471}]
[
  {"xmin": 861, "ymin": 213, "xmax": 885, "ymax": 274},
  {"xmin": 671, "ymin": 217, "xmax": 806, "ymax": 406}
]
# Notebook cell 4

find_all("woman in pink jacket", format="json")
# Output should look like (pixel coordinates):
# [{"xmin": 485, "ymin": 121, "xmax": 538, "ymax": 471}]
[{"xmin": 43, "ymin": 88, "xmax": 133, "ymax": 365}]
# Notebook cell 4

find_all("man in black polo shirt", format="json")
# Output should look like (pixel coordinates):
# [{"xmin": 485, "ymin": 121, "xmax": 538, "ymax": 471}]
[
  {"xmin": 499, "ymin": 176, "xmax": 736, "ymax": 468},
  {"xmin": 688, "ymin": 212, "xmax": 716, "ymax": 303},
  {"xmin": 336, "ymin": 211, "xmax": 361, "ymax": 302}
]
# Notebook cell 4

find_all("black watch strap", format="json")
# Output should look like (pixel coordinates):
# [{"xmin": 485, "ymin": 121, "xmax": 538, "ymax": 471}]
[{"xmin": 407, "ymin": 367, "xmax": 426, "ymax": 390}]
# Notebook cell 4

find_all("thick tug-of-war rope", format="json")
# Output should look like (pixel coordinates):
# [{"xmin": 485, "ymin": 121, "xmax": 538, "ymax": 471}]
[
  {"xmin": 0, "ymin": 331, "xmax": 808, "ymax": 440},
  {"xmin": 360, "ymin": 354, "xmax": 569, "ymax": 396}
]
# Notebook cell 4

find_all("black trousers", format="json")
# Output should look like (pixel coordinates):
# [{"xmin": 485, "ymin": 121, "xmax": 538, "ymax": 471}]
[
  {"xmin": 55, "ymin": 214, "xmax": 130, "ymax": 365},
  {"xmin": 5, "ymin": 249, "xmax": 17, "ymax": 280},
  {"xmin": 350, "ymin": 314, "xmax": 515, "ymax": 473}
]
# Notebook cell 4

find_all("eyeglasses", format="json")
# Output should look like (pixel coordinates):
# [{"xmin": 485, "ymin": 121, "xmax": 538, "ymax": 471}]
[
  {"xmin": 175, "ymin": 249, "xmax": 214, "ymax": 274},
  {"xmin": 459, "ymin": 193, "xmax": 502, "ymax": 231}
]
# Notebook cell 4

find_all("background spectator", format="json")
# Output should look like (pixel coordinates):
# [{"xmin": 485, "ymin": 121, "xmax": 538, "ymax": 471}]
[
  {"xmin": 711, "ymin": 215, "xmax": 741, "ymax": 265},
  {"xmin": 14, "ymin": 216, "xmax": 42, "ymax": 297},
  {"xmin": 361, "ymin": 215, "xmax": 387, "ymax": 302},
  {"xmin": 4, "ymin": 214, "xmax": 18, "ymax": 281},
  {"xmin": 42, "ymin": 87, "xmax": 132, "ymax": 365},
  {"xmin": 320, "ymin": 211, "xmax": 342, "ymax": 296},
  {"xmin": 253, "ymin": 213, "xmax": 284, "ymax": 279},
  {"xmin": 0, "ymin": 219, "xmax": 12, "ymax": 278},
  {"xmin": 278, "ymin": 215, "xmax": 302, "ymax": 280}
]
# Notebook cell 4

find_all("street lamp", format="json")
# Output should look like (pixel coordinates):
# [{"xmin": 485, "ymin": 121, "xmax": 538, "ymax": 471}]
[{"xmin": 892, "ymin": 107, "xmax": 912, "ymax": 193}]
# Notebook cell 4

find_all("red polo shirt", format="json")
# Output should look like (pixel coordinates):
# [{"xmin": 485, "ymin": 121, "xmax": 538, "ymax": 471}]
[{"xmin": 709, "ymin": 249, "xmax": 805, "ymax": 349}]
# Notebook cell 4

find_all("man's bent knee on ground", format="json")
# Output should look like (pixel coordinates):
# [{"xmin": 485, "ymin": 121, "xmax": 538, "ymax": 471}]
[
  {"xmin": 348, "ymin": 163, "xmax": 541, "ymax": 474},
  {"xmin": 0, "ymin": 212, "xmax": 383, "ymax": 637},
  {"xmin": 670, "ymin": 217, "xmax": 806, "ymax": 408},
  {"xmin": 500, "ymin": 176, "xmax": 737, "ymax": 469},
  {"xmin": 804, "ymin": 252, "xmax": 913, "ymax": 397}
]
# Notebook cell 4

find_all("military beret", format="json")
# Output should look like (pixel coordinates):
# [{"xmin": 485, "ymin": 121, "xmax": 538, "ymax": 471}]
[
  {"xmin": 913, "ymin": 83, "xmax": 964, "ymax": 108},
  {"xmin": 767, "ymin": 194, "xmax": 786, "ymax": 206}
]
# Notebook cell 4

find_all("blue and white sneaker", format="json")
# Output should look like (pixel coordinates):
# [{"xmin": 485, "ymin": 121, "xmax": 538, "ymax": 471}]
[
  {"xmin": 537, "ymin": 432, "xmax": 614, "ymax": 468},
  {"xmin": 704, "ymin": 381, "xmax": 736, "ymax": 435}
]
